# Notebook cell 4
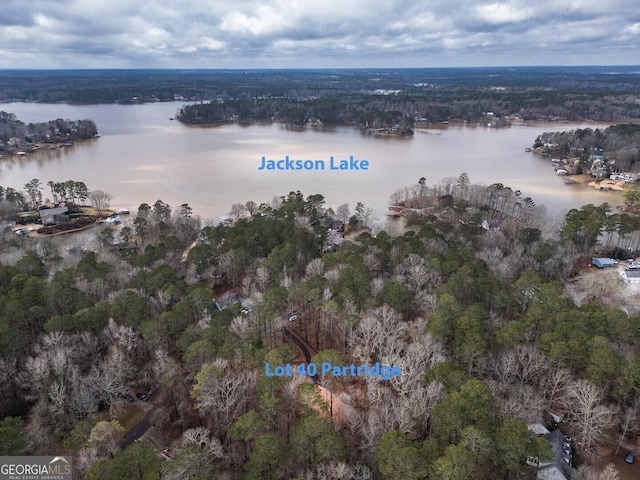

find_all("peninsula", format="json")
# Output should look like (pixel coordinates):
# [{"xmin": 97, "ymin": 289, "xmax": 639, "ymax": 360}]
[{"xmin": 0, "ymin": 111, "xmax": 98, "ymax": 156}]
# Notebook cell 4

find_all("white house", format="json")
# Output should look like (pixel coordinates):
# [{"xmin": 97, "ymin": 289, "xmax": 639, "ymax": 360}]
[{"xmin": 620, "ymin": 269, "xmax": 640, "ymax": 284}]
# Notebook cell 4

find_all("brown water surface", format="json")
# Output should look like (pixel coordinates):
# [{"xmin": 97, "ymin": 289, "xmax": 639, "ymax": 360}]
[{"xmin": 0, "ymin": 102, "xmax": 620, "ymax": 222}]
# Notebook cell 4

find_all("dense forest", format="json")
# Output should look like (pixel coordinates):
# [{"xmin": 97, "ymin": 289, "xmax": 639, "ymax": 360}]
[
  {"xmin": 1, "ymin": 174, "xmax": 639, "ymax": 479},
  {"xmin": 1, "ymin": 67, "xmax": 640, "ymax": 127},
  {"xmin": 175, "ymin": 73, "xmax": 640, "ymax": 127}
]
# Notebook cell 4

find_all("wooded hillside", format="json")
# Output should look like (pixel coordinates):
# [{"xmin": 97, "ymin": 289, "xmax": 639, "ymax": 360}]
[{"xmin": 1, "ymin": 176, "xmax": 638, "ymax": 478}]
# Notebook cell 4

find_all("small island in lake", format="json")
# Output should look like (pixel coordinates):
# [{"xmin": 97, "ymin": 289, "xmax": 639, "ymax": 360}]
[{"xmin": 364, "ymin": 126, "xmax": 414, "ymax": 137}]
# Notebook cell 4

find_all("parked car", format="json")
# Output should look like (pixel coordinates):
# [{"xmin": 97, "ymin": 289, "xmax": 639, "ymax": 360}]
[
  {"xmin": 116, "ymin": 392, "xmax": 135, "ymax": 402},
  {"xmin": 162, "ymin": 448, "xmax": 173, "ymax": 458},
  {"xmin": 625, "ymin": 452, "xmax": 635, "ymax": 464},
  {"xmin": 136, "ymin": 392, "xmax": 148, "ymax": 402},
  {"xmin": 288, "ymin": 314, "xmax": 298, "ymax": 322}
]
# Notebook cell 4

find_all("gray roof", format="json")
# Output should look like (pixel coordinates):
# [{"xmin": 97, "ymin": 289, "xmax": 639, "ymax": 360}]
[
  {"xmin": 528, "ymin": 423, "xmax": 551, "ymax": 435},
  {"xmin": 39, "ymin": 206, "xmax": 68, "ymax": 218},
  {"xmin": 537, "ymin": 465, "xmax": 568, "ymax": 480},
  {"xmin": 592, "ymin": 257, "xmax": 616, "ymax": 267},
  {"xmin": 215, "ymin": 293, "xmax": 247, "ymax": 311},
  {"xmin": 541, "ymin": 430, "xmax": 574, "ymax": 480}
]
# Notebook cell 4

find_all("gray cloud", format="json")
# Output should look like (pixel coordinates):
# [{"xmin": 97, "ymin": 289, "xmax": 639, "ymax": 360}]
[{"xmin": 0, "ymin": 0, "xmax": 638, "ymax": 68}]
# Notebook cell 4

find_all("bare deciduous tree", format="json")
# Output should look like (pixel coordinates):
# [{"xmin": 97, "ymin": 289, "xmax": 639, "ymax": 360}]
[
  {"xmin": 600, "ymin": 464, "xmax": 621, "ymax": 480},
  {"xmin": 362, "ymin": 247, "xmax": 382, "ymax": 273},
  {"xmin": 336, "ymin": 204, "xmax": 350, "ymax": 224},
  {"xmin": 180, "ymin": 426, "xmax": 224, "ymax": 459},
  {"xmin": 229, "ymin": 203, "xmax": 246, "ymax": 221},
  {"xmin": 615, "ymin": 405, "xmax": 638, "ymax": 455},
  {"xmin": 305, "ymin": 258, "xmax": 324, "ymax": 277},
  {"xmin": 315, "ymin": 462, "xmax": 355, "ymax": 480},
  {"xmin": 192, "ymin": 363, "xmax": 257, "ymax": 434},
  {"xmin": 540, "ymin": 366, "xmax": 573, "ymax": 407},
  {"xmin": 244, "ymin": 200, "xmax": 258, "ymax": 216},
  {"xmin": 88, "ymin": 190, "xmax": 112, "ymax": 215},
  {"xmin": 491, "ymin": 345, "xmax": 551, "ymax": 388},
  {"xmin": 102, "ymin": 318, "xmax": 139, "ymax": 357},
  {"xmin": 230, "ymin": 316, "xmax": 255, "ymax": 342},
  {"xmin": 564, "ymin": 379, "xmax": 618, "ymax": 451},
  {"xmin": 351, "ymin": 305, "xmax": 407, "ymax": 362},
  {"xmin": 370, "ymin": 277, "xmax": 385, "ymax": 297},
  {"xmin": 324, "ymin": 266, "xmax": 344, "ymax": 283}
]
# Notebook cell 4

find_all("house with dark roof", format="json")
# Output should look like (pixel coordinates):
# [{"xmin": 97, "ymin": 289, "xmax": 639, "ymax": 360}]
[
  {"xmin": 536, "ymin": 430, "xmax": 576, "ymax": 480},
  {"xmin": 214, "ymin": 293, "xmax": 247, "ymax": 311},
  {"xmin": 528, "ymin": 411, "xmax": 576, "ymax": 480},
  {"xmin": 39, "ymin": 206, "xmax": 69, "ymax": 226}
]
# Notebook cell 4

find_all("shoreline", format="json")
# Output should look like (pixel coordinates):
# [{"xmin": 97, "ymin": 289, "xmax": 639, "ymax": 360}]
[
  {"xmin": 177, "ymin": 115, "xmax": 637, "ymax": 132},
  {"xmin": 1, "ymin": 137, "xmax": 98, "ymax": 157},
  {"xmin": 560, "ymin": 174, "xmax": 627, "ymax": 192}
]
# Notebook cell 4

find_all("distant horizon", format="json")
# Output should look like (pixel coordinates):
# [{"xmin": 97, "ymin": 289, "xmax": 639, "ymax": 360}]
[{"xmin": 0, "ymin": 65, "xmax": 639, "ymax": 72}]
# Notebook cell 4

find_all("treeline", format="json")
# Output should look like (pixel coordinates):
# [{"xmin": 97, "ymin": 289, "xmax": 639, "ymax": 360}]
[
  {"xmin": 533, "ymin": 124, "xmax": 640, "ymax": 171},
  {"xmin": 175, "ymin": 86, "xmax": 640, "ymax": 127},
  {"xmin": 562, "ymin": 203, "xmax": 640, "ymax": 253},
  {"xmin": 0, "ymin": 111, "xmax": 97, "ymax": 150},
  {"xmin": 2, "ymin": 67, "xmax": 640, "ymax": 124},
  {"xmin": 0, "ymin": 178, "xmax": 90, "ymax": 214},
  {"xmin": 175, "ymin": 95, "xmax": 417, "ymax": 129}
]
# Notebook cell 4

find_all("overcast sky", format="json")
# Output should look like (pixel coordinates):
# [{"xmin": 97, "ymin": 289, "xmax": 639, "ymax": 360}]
[{"xmin": 1, "ymin": 0, "xmax": 639, "ymax": 69}]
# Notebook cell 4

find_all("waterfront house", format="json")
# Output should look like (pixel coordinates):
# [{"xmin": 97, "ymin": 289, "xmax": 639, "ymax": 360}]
[{"xmin": 39, "ymin": 206, "xmax": 69, "ymax": 226}]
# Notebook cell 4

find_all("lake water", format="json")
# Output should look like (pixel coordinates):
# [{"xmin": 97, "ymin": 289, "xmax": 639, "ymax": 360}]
[{"xmin": 0, "ymin": 102, "xmax": 620, "ymax": 223}]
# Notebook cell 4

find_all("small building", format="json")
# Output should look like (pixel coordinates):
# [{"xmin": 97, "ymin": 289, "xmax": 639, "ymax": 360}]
[
  {"xmin": 592, "ymin": 257, "xmax": 617, "ymax": 268},
  {"xmin": 481, "ymin": 219, "xmax": 501, "ymax": 232},
  {"xmin": 215, "ymin": 293, "xmax": 247, "ymax": 311},
  {"xmin": 620, "ymin": 269, "xmax": 640, "ymax": 284}
]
